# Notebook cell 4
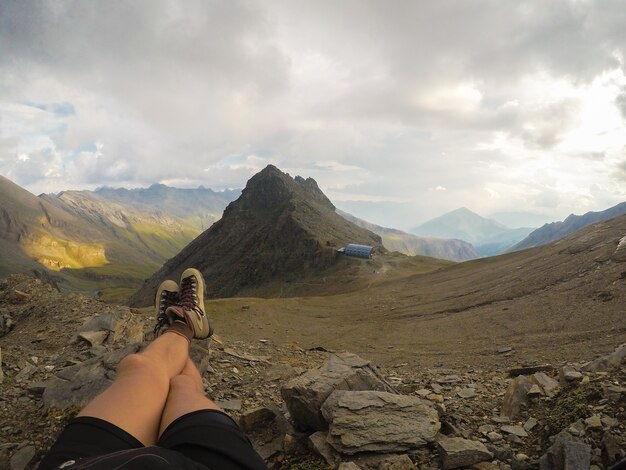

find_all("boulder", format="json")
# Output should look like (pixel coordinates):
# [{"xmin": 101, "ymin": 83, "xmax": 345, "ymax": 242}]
[
  {"xmin": 281, "ymin": 352, "xmax": 393, "ymax": 431},
  {"xmin": 321, "ymin": 390, "xmax": 440, "ymax": 454},
  {"xmin": 437, "ymin": 437, "xmax": 493, "ymax": 470},
  {"xmin": 43, "ymin": 344, "xmax": 141, "ymax": 411},
  {"xmin": 539, "ymin": 431, "xmax": 591, "ymax": 470},
  {"xmin": 501, "ymin": 375, "xmax": 533, "ymax": 419},
  {"xmin": 581, "ymin": 344, "xmax": 626, "ymax": 372}
]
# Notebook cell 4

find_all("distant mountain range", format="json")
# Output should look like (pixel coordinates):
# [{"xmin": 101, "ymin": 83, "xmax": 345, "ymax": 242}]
[
  {"xmin": 336, "ymin": 210, "xmax": 479, "ymax": 262},
  {"xmin": 510, "ymin": 201, "xmax": 626, "ymax": 251},
  {"xmin": 0, "ymin": 175, "xmax": 237, "ymax": 300},
  {"xmin": 411, "ymin": 207, "xmax": 535, "ymax": 256}
]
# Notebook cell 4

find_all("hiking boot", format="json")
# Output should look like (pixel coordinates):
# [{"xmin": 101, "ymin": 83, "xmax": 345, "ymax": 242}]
[
  {"xmin": 153, "ymin": 280, "xmax": 180, "ymax": 336},
  {"xmin": 164, "ymin": 268, "xmax": 213, "ymax": 339}
]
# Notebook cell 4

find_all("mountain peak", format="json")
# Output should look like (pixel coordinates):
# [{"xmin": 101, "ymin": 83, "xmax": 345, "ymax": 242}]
[
  {"xmin": 228, "ymin": 165, "xmax": 334, "ymax": 217},
  {"xmin": 129, "ymin": 165, "xmax": 381, "ymax": 305}
]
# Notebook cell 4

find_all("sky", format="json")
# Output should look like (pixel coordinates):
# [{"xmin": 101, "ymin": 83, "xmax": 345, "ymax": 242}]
[{"xmin": 1, "ymin": 0, "xmax": 626, "ymax": 230}]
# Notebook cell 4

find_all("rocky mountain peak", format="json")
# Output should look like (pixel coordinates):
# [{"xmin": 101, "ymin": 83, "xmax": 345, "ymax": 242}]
[
  {"xmin": 227, "ymin": 165, "xmax": 334, "ymax": 218},
  {"xmin": 129, "ymin": 165, "xmax": 382, "ymax": 305}
]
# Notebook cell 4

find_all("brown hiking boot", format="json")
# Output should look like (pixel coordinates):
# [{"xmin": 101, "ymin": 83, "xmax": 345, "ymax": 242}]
[
  {"xmin": 153, "ymin": 280, "xmax": 180, "ymax": 336},
  {"xmin": 164, "ymin": 268, "xmax": 213, "ymax": 339}
]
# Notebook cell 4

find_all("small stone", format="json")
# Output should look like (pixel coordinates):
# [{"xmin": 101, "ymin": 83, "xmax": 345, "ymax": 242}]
[
  {"xmin": 523, "ymin": 417, "xmax": 538, "ymax": 432},
  {"xmin": 437, "ymin": 437, "xmax": 493, "ymax": 470},
  {"xmin": 527, "ymin": 384, "xmax": 543, "ymax": 397},
  {"xmin": 531, "ymin": 372, "xmax": 560, "ymax": 397},
  {"xmin": 585, "ymin": 415, "xmax": 602, "ymax": 430},
  {"xmin": 568, "ymin": 420, "xmax": 586, "ymax": 437},
  {"xmin": 478, "ymin": 424, "xmax": 495, "ymax": 435},
  {"xmin": 427, "ymin": 393, "xmax": 444, "ymax": 403},
  {"xmin": 559, "ymin": 366, "xmax": 583, "ymax": 384},
  {"xmin": 77, "ymin": 330, "xmax": 109, "ymax": 347},
  {"xmin": 309, "ymin": 431, "xmax": 338, "ymax": 466},
  {"xmin": 490, "ymin": 416, "xmax": 510, "ymax": 424},
  {"xmin": 215, "ymin": 399, "xmax": 242, "ymax": 411},
  {"xmin": 500, "ymin": 425, "xmax": 528, "ymax": 437},
  {"xmin": 487, "ymin": 432, "xmax": 503, "ymax": 442},
  {"xmin": 497, "ymin": 347, "xmax": 513, "ymax": 354},
  {"xmin": 416, "ymin": 389, "xmax": 431, "ymax": 397},
  {"xmin": 10, "ymin": 445, "xmax": 35, "ymax": 470},
  {"xmin": 438, "ymin": 375, "xmax": 462, "ymax": 384},
  {"xmin": 457, "ymin": 388, "xmax": 477, "ymax": 399},
  {"xmin": 601, "ymin": 416, "xmax": 619, "ymax": 428},
  {"xmin": 338, "ymin": 463, "xmax": 361, "ymax": 470},
  {"xmin": 515, "ymin": 453, "xmax": 529, "ymax": 461}
]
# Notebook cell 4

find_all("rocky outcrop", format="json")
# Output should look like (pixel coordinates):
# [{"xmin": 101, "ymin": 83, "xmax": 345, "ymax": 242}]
[
  {"xmin": 281, "ymin": 352, "xmax": 394, "ymax": 431},
  {"xmin": 321, "ymin": 390, "xmax": 440, "ymax": 454}
]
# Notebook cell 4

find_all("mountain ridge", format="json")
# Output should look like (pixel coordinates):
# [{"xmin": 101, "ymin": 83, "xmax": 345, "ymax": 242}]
[{"xmin": 511, "ymin": 201, "xmax": 626, "ymax": 251}]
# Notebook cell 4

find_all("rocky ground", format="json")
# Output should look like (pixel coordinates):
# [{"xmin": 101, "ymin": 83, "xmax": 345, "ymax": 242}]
[{"xmin": 0, "ymin": 275, "xmax": 624, "ymax": 469}]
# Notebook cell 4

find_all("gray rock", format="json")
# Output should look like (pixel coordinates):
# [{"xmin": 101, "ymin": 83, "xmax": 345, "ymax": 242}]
[
  {"xmin": 281, "ymin": 352, "xmax": 394, "ymax": 431},
  {"xmin": 43, "ymin": 345, "xmax": 141, "ymax": 411},
  {"xmin": 239, "ymin": 406, "xmax": 291, "ymax": 460},
  {"xmin": 539, "ymin": 430, "xmax": 591, "ymax": 470},
  {"xmin": 437, "ymin": 375, "xmax": 462, "ymax": 384},
  {"xmin": 457, "ymin": 388, "xmax": 477, "ymax": 399},
  {"xmin": 321, "ymin": 390, "xmax": 440, "ymax": 454},
  {"xmin": 532, "ymin": 372, "xmax": 560, "ymax": 398},
  {"xmin": 584, "ymin": 415, "xmax": 602, "ymax": 430},
  {"xmin": 309, "ymin": 431, "xmax": 339, "ymax": 466},
  {"xmin": 378, "ymin": 454, "xmax": 416, "ymax": 469},
  {"xmin": 501, "ymin": 375, "xmax": 533, "ymax": 419},
  {"xmin": 487, "ymin": 432, "xmax": 503, "ymax": 442},
  {"xmin": 559, "ymin": 366, "xmax": 583, "ymax": 385},
  {"xmin": 501, "ymin": 425, "xmax": 528, "ymax": 437},
  {"xmin": 215, "ymin": 399, "xmax": 242, "ymax": 411},
  {"xmin": 523, "ymin": 417, "xmax": 538, "ymax": 432},
  {"xmin": 437, "ymin": 437, "xmax": 493, "ymax": 470},
  {"xmin": 581, "ymin": 344, "xmax": 626, "ymax": 372},
  {"xmin": 77, "ymin": 330, "xmax": 108, "ymax": 347},
  {"xmin": 10, "ymin": 445, "xmax": 35, "ymax": 470}
]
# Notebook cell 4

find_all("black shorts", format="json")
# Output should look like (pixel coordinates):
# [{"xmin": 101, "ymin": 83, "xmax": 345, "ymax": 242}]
[{"xmin": 38, "ymin": 410, "xmax": 267, "ymax": 470}]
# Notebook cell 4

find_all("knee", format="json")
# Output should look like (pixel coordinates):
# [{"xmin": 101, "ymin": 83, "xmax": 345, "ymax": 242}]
[
  {"xmin": 170, "ymin": 374, "xmax": 204, "ymax": 394},
  {"xmin": 118, "ymin": 353, "xmax": 162, "ymax": 379}
]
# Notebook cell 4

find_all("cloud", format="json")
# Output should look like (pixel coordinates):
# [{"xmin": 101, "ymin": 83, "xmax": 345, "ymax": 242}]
[{"xmin": 1, "ymin": 0, "xmax": 626, "ymax": 226}]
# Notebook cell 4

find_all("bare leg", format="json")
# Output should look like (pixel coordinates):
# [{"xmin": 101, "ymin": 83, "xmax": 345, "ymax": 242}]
[
  {"xmin": 78, "ymin": 332, "xmax": 189, "ymax": 446},
  {"xmin": 158, "ymin": 356, "xmax": 222, "ymax": 437}
]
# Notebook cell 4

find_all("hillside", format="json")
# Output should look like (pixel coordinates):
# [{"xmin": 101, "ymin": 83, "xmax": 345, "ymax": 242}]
[
  {"xmin": 511, "ymin": 201, "xmax": 626, "ymax": 251},
  {"xmin": 411, "ymin": 207, "xmax": 533, "ymax": 255},
  {"xmin": 214, "ymin": 213, "xmax": 626, "ymax": 368},
  {"xmin": 130, "ymin": 165, "xmax": 415, "ymax": 305},
  {"xmin": 0, "ymin": 175, "xmax": 109, "ymax": 276},
  {"xmin": 0, "ymin": 176, "xmax": 238, "ymax": 300},
  {"xmin": 336, "ymin": 209, "xmax": 479, "ymax": 261}
]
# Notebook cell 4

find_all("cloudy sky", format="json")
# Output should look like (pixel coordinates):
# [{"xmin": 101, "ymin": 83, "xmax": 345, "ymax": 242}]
[{"xmin": 1, "ymin": 0, "xmax": 626, "ymax": 230}]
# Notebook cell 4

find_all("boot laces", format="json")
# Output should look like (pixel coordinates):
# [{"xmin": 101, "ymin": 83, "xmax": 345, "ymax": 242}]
[{"xmin": 181, "ymin": 276, "xmax": 204, "ymax": 318}]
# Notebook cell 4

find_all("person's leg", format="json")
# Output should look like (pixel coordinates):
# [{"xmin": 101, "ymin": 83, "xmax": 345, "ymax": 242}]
[
  {"xmin": 78, "ymin": 331, "xmax": 189, "ymax": 446},
  {"xmin": 158, "ymin": 356, "xmax": 221, "ymax": 436}
]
